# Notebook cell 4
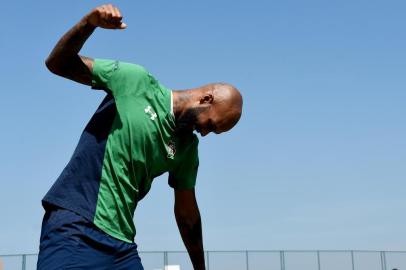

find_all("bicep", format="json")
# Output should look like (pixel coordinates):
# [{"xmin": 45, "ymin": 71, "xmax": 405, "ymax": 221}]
[
  {"xmin": 66, "ymin": 55, "xmax": 94, "ymax": 86},
  {"xmin": 46, "ymin": 54, "xmax": 94, "ymax": 86},
  {"xmin": 80, "ymin": 55, "xmax": 94, "ymax": 75}
]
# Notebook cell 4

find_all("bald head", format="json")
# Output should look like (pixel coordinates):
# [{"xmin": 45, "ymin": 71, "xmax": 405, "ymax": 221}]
[
  {"xmin": 209, "ymin": 83, "xmax": 243, "ymax": 131},
  {"xmin": 173, "ymin": 83, "xmax": 243, "ymax": 136}
]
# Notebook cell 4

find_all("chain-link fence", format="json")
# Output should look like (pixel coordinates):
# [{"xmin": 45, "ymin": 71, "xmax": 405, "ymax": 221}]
[{"xmin": 1, "ymin": 250, "xmax": 405, "ymax": 270}]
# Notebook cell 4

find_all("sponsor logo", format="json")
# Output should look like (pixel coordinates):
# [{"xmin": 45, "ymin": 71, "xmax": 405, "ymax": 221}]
[{"xmin": 144, "ymin": 105, "xmax": 157, "ymax": 120}]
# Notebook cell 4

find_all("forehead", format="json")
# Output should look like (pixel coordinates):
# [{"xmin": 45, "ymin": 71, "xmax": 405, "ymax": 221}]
[{"xmin": 212, "ymin": 105, "xmax": 239, "ymax": 133}]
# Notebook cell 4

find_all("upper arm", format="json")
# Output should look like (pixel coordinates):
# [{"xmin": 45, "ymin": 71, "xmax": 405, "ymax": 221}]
[
  {"xmin": 174, "ymin": 189, "xmax": 199, "ymax": 217},
  {"xmin": 80, "ymin": 55, "xmax": 94, "ymax": 77},
  {"xmin": 45, "ymin": 54, "xmax": 94, "ymax": 86},
  {"xmin": 75, "ymin": 55, "xmax": 94, "ymax": 85},
  {"xmin": 47, "ymin": 56, "xmax": 150, "ymax": 95},
  {"xmin": 168, "ymin": 136, "xmax": 200, "ymax": 190}
]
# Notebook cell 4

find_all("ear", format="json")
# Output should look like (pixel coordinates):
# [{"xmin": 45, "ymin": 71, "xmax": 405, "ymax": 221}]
[{"xmin": 199, "ymin": 94, "xmax": 214, "ymax": 104}]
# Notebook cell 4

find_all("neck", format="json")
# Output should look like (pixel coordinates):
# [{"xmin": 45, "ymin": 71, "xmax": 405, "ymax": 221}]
[{"xmin": 172, "ymin": 90, "xmax": 192, "ymax": 121}]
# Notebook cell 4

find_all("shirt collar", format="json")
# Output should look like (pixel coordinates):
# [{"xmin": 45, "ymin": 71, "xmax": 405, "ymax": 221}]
[{"xmin": 171, "ymin": 91, "xmax": 174, "ymax": 116}]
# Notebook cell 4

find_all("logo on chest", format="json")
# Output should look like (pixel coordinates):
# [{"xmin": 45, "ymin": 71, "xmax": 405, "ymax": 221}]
[{"xmin": 144, "ymin": 105, "xmax": 157, "ymax": 120}]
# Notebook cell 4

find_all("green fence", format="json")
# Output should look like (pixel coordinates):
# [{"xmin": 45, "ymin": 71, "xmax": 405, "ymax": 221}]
[{"xmin": 1, "ymin": 250, "xmax": 405, "ymax": 270}]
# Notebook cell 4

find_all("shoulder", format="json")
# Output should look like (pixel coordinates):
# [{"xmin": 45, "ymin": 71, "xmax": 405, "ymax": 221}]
[
  {"xmin": 92, "ymin": 59, "xmax": 153, "ymax": 96},
  {"xmin": 115, "ymin": 61, "xmax": 148, "ymax": 75},
  {"xmin": 93, "ymin": 59, "xmax": 149, "ymax": 79}
]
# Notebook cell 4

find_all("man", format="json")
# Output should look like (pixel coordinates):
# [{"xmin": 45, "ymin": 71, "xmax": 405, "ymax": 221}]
[{"xmin": 37, "ymin": 4, "xmax": 243, "ymax": 270}]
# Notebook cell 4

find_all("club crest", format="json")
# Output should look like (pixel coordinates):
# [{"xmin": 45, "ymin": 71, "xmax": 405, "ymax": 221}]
[{"xmin": 166, "ymin": 140, "xmax": 176, "ymax": 159}]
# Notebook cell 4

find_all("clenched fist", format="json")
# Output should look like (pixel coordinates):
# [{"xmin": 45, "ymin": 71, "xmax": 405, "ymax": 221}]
[{"xmin": 86, "ymin": 4, "xmax": 127, "ymax": 29}]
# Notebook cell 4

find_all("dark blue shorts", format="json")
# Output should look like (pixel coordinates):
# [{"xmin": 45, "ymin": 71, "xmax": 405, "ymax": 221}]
[{"xmin": 37, "ymin": 206, "xmax": 144, "ymax": 270}]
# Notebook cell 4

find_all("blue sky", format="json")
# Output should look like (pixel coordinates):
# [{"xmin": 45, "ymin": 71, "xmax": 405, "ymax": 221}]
[{"xmin": 0, "ymin": 0, "xmax": 405, "ymax": 254}]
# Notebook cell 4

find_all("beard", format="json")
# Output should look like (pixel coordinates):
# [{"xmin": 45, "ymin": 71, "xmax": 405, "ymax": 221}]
[{"xmin": 175, "ymin": 106, "xmax": 208, "ymax": 136}]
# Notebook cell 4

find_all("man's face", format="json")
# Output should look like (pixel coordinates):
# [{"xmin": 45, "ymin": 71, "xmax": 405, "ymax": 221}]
[
  {"xmin": 194, "ymin": 105, "xmax": 222, "ymax": 136},
  {"xmin": 175, "ymin": 106, "xmax": 209, "ymax": 135},
  {"xmin": 176, "ymin": 102, "xmax": 233, "ymax": 137}
]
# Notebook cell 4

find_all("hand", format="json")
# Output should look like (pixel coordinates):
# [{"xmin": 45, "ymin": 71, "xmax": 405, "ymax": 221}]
[{"xmin": 86, "ymin": 4, "xmax": 127, "ymax": 29}]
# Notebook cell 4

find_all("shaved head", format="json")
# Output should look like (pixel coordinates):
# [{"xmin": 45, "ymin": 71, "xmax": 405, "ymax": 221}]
[
  {"xmin": 173, "ymin": 83, "xmax": 243, "ymax": 136},
  {"xmin": 209, "ymin": 83, "xmax": 243, "ymax": 131}
]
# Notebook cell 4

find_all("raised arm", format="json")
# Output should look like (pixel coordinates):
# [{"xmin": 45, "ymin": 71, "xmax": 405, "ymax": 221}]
[
  {"xmin": 174, "ymin": 189, "xmax": 206, "ymax": 270},
  {"xmin": 45, "ymin": 4, "xmax": 126, "ymax": 85}
]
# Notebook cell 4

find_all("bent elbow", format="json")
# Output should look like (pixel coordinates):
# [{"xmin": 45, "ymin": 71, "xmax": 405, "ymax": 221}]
[
  {"xmin": 45, "ymin": 57, "xmax": 61, "ymax": 75},
  {"xmin": 45, "ymin": 57, "xmax": 55, "ymax": 73}
]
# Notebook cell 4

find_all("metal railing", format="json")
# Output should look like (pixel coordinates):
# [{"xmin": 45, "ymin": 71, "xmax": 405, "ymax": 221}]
[{"xmin": 1, "ymin": 250, "xmax": 405, "ymax": 270}]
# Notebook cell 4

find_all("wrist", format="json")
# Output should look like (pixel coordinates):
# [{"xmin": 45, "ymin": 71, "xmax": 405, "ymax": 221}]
[
  {"xmin": 81, "ymin": 14, "xmax": 97, "ymax": 29},
  {"xmin": 194, "ymin": 264, "xmax": 206, "ymax": 270}
]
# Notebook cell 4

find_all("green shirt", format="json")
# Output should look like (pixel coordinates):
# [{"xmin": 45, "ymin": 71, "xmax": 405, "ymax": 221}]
[{"xmin": 44, "ymin": 59, "xmax": 199, "ymax": 243}]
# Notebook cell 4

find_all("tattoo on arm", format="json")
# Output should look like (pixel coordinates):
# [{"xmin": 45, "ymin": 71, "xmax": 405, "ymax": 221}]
[{"xmin": 46, "ymin": 17, "xmax": 96, "ymax": 85}]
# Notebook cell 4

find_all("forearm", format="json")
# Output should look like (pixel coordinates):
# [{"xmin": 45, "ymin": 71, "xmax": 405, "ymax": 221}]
[
  {"xmin": 45, "ymin": 15, "xmax": 95, "ymax": 85},
  {"xmin": 46, "ymin": 15, "xmax": 95, "ymax": 73},
  {"xmin": 45, "ymin": 5, "xmax": 125, "ymax": 85},
  {"xmin": 176, "ymin": 213, "xmax": 205, "ymax": 270}
]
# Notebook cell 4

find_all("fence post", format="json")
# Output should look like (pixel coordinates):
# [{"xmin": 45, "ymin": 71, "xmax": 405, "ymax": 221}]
[
  {"xmin": 380, "ymin": 251, "xmax": 387, "ymax": 270},
  {"xmin": 245, "ymin": 251, "xmax": 249, "ymax": 270},
  {"xmin": 206, "ymin": 251, "xmax": 210, "ymax": 270},
  {"xmin": 280, "ymin": 251, "xmax": 285, "ymax": 270},
  {"xmin": 351, "ymin": 251, "xmax": 355, "ymax": 270},
  {"xmin": 163, "ymin": 251, "xmax": 168, "ymax": 268},
  {"xmin": 22, "ymin": 254, "xmax": 26, "ymax": 270},
  {"xmin": 317, "ymin": 251, "xmax": 321, "ymax": 270}
]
